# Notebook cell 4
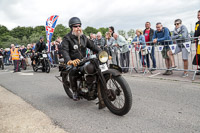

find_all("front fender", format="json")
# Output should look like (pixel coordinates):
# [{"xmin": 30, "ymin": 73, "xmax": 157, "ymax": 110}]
[{"xmin": 102, "ymin": 69, "xmax": 121, "ymax": 77}]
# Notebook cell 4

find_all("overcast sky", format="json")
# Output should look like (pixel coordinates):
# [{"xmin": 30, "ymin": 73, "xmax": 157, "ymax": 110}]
[{"xmin": 0, "ymin": 0, "xmax": 199, "ymax": 32}]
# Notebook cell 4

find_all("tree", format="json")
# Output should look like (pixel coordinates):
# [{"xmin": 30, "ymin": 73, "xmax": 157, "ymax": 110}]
[
  {"xmin": 33, "ymin": 26, "xmax": 45, "ymax": 33},
  {"xmin": 10, "ymin": 26, "xmax": 26, "ymax": 40},
  {"xmin": 98, "ymin": 27, "xmax": 109, "ymax": 37},
  {"xmin": 83, "ymin": 26, "xmax": 98, "ymax": 36},
  {"xmin": 53, "ymin": 24, "xmax": 69, "ymax": 40},
  {"xmin": 118, "ymin": 30, "xmax": 126, "ymax": 38},
  {"xmin": 0, "ymin": 25, "xmax": 9, "ymax": 35},
  {"xmin": 0, "ymin": 35, "xmax": 21, "ymax": 48},
  {"xmin": 21, "ymin": 36, "xmax": 29, "ymax": 45},
  {"xmin": 29, "ymin": 32, "xmax": 42, "ymax": 43},
  {"xmin": 127, "ymin": 29, "xmax": 135, "ymax": 38}
]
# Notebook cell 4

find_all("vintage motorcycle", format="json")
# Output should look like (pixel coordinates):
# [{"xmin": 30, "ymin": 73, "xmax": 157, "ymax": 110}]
[
  {"xmin": 57, "ymin": 50, "xmax": 132, "ymax": 116},
  {"xmin": 32, "ymin": 50, "xmax": 51, "ymax": 73}
]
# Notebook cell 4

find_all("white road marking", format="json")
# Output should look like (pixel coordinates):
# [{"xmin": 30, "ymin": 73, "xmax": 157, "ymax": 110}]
[
  {"xmin": 148, "ymin": 72, "xmax": 161, "ymax": 78},
  {"xmin": 18, "ymin": 72, "xmax": 34, "ymax": 76}
]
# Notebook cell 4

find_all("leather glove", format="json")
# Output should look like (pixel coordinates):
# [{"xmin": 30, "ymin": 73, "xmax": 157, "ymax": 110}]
[
  {"xmin": 67, "ymin": 60, "xmax": 73, "ymax": 65},
  {"xmin": 72, "ymin": 59, "xmax": 80, "ymax": 66},
  {"xmin": 67, "ymin": 59, "xmax": 80, "ymax": 66}
]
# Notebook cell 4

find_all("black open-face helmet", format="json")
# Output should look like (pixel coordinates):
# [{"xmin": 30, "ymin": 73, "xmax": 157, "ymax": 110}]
[{"xmin": 69, "ymin": 17, "xmax": 81, "ymax": 28}]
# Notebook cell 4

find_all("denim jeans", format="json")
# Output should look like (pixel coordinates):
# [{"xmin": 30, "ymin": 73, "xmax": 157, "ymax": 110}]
[{"xmin": 146, "ymin": 46, "xmax": 156, "ymax": 68}]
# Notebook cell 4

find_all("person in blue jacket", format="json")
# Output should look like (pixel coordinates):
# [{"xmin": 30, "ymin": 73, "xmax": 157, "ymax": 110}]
[
  {"xmin": 152, "ymin": 22, "xmax": 175, "ymax": 75},
  {"xmin": 132, "ymin": 29, "xmax": 147, "ymax": 67}
]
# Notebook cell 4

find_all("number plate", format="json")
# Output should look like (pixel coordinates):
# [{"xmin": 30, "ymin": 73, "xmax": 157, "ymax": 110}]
[
  {"xmin": 99, "ymin": 63, "xmax": 108, "ymax": 72},
  {"xmin": 0, "ymin": 56, "xmax": 3, "ymax": 58},
  {"xmin": 42, "ymin": 54, "xmax": 47, "ymax": 58}
]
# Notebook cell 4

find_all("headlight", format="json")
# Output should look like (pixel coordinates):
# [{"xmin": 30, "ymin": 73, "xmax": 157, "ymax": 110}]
[{"xmin": 98, "ymin": 51, "xmax": 108, "ymax": 63}]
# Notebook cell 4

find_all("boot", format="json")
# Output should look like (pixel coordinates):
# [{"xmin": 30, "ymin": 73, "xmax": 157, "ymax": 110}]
[
  {"xmin": 72, "ymin": 92, "xmax": 80, "ymax": 101},
  {"xmin": 163, "ymin": 70, "xmax": 169, "ymax": 75},
  {"xmin": 72, "ymin": 87, "xmax": 80, "ymax": 101}
]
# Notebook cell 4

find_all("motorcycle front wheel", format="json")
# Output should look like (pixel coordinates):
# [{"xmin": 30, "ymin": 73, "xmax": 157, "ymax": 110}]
[
  {"xmin": 101, "ymin": 74, "xmax": 132, "ymax": 116},
  {"xmin": 45, "ymin": 59, "xmax": 50, "ymax": 73},
  {"xmin": 32, "ymin": 62, "xmax": 37, "ymax": 72}
]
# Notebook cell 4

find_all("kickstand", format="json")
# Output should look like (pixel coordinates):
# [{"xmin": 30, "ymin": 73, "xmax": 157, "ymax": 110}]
[{"xmin": 55, "ymin": 76, "xmax": 64, "ymax": 84}]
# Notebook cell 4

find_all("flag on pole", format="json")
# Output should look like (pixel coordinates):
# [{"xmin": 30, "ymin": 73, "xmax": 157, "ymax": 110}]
[
  {"xmin": 183, "ymin": 41, "xmax": 191, "ymax": 53},
  {"xmin": 46, "ymin": 15, "xmax": 59, "ymax": 52},
  {"xmin": 169, "ymin": 44, "xmax": 177, "ymax": 54}
]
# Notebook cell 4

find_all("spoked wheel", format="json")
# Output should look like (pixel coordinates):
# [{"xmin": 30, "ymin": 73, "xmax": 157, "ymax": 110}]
[
  {"xmin": 62, "ymin": 73, "xmax": 73, "ymax": 99},
  {"xmin": 32, "ymin": 62, "xmax": 37, "ymax": 72},
  {"xmin": 101, "ymin": 74, "xmax": 132, "ymax": 116},
  {"xmin": 45, "ymin": 60, "xmax": 50, "ymax": 73}
]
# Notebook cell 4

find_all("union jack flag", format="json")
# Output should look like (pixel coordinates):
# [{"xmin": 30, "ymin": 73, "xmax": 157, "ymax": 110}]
[{"xmin": 46, "ymin": 15, "xmax": 59, "ymax": 52}]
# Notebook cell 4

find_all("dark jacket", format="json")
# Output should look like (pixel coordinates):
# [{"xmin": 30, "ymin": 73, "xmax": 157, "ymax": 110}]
[
  {"xmin": 61, "ymin": 32, "xmax": 101, "ymax": 63},
  {"xmin": 35, "ymin": 41, "xmax": 46, "ymax": 53},
  {"xmin": 143, "ymin": 28, "xmax": 154, "ymax": 44}
]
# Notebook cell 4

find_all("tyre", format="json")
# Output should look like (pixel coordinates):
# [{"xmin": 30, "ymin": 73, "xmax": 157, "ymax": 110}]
[
  {"xmin": 45, "ymin": 60, "xmax": 50, "ymax": 73},
  {"xmin": 100, "ymin": 74, "xmax": 132, "ymax": 116},
  {"xmin": 2, "ymin": 64, "xmax": 4, "ymax": 70},
  {"xmin": 62, "ymin": 73, "xmax": 73, "ymax": 99},
  {"xmin": 32, "ymin": 62, "xmax": 37, "ymax": 72}
]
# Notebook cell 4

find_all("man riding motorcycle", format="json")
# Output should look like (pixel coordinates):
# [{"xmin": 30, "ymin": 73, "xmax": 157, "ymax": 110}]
[
  {"xmin": 61, "ymin": 17, "xmax": 101, "ymax": 101},
  {"xmin": 33, "ymin": 36, "xmax": 47, "ymax": 64}
]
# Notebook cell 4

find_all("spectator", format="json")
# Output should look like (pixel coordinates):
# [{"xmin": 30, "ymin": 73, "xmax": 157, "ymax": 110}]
[
  {"xmin": 94, "ymin": 32, "xmax": 106, "ymax": 49},
  {"xmin": 109, "ymin": 26, "xmax": 119, "ymax": 65},
  {"xmin": 192, "ymin": 10, "xmax": 200, "ymax": 75},
  {"xmin": 172, "ymin": 19, "xmax": 190, "ymax": 77},
  {"xmin": 109, "ymin": 26, "xmax": 115, "ymax": 37},
  {"xmin": 90, "ymin": 33, "xmax": 94, "ymax": 40},
  {"xmin": 26, "ymin": 44, "xmax": 33, "ymax": 65},
  {"xmin": 143, "ymin": 22, "xmax": 156, "ymax": 70},
  {"xmin": 21, "ymin": 45, "xmax": 27, "ymax": 57},
  {"xmin": 50, "ymin": 41, "xmax": 58, "ymax": 64},
  {"xmin": 113, "ymin": 33, "xmax": 130, "ymax": 73},
  {"xmin": 3, "ymin": 49, "xmax": 9, "ymax": 65},
  {"xmin": 10, "ymin": 44, "xmax": 21, "ymax": 72},
  {"xmin": 153, "ymin": 22, "xmax": 175, "ymax": 75},
  {"xmin": 132, "ymin": 29, "xmax": 147, "ymax": 68},
  {"xmin": 105, "ymin": 32, "xmax": 118, "ymax": 65},
  {"xmin": 56, "ymin": 37, "xmax": 63, "ymax": 59}
]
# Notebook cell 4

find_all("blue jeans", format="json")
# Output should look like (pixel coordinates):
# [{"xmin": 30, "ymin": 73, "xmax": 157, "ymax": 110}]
[
  {"xmin": 4, "ymin": 56, "xmax": 10, "ymax": 65},
  {"xmin": 146, "ymin": 46, "xmax": 156, "ymax": 68}
]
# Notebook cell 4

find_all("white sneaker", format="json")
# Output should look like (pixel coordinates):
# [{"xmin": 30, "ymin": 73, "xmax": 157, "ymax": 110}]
[{"xmin": 182, "ymin": 73, "xmax": 188, "ymax": 78}]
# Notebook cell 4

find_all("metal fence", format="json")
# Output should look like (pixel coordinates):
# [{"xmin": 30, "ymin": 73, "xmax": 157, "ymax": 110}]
[{"xmin": 116, "ymin": 37, "xmax": 200, "ymax": 80}]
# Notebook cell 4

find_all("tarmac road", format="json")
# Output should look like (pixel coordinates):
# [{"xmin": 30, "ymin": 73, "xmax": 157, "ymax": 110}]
[{"xmin": 0, "ymin": 66, "xmax": 200, "ymax": 133}]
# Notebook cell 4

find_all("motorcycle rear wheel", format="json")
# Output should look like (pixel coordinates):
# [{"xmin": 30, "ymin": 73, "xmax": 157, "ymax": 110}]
[{"xmin": 62, "ymin": 73, "xmax": 73, "ymax": 99}]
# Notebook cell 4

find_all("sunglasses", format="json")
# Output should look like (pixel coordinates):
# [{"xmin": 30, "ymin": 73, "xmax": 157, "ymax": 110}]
[
  {"xmin": 73, "ymin": 25, "xmax": 81, "ymax": 28},
  {"xmin": 174, "ymin": 23, "xmax": 180, "ymax": 26}
]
